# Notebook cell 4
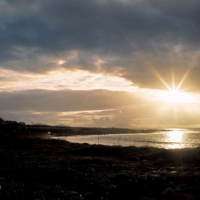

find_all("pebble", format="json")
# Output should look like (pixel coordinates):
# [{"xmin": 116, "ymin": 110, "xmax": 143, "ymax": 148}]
[
  {"xmin": 150, "ymin": 174, "xmax": 161, "ymax": 178},
  {"xmin": 86, "ymin": 167, "xmax": 95, "ymax": 173},
  {"xmin": 111, "ymin": 164, "xmax": 118, "ymax": 167},
  {"xmin": 175, "ymin": 184, "xmax": 187, "ymax": 192},
  {"xmin": 194, "ymin": 171, "xmax": 200, "ymax": 175},
  {"xmin": 107, "ymin": 185, "xmax": 117, "ymax": 190},
  {"xmin": 114, "ymin": 173, "xmax": 129, "ymax": 181},
  {"xmin": 160, "ymin": 169, "xmax": 168, "ymax": 175},
  {"xmin": 184, "ymin": 193, "xmax": 197, "ymax": 200},
  {"xmin": 68, "ymin": 191, "xmax": 80, "ymax": 197},
  {"xmin": 167, "ymin": 167, "xmax": 176, "ymax": 171},
  {"xmin": 167, "ymin": 182, "xmax": 175, "ymax": 188},
  {"xmin": 160, "ymin": 188, "xmax": 176, "ymax": 196},
  {"xmin": 70, "ymin": 195, "xmax": 84, "ymax": 200},
  {"xmin": 177, "ymin": 167, "xmax": 187, "ymax": 172},
  {"xmin": 83, "ymin": 192, "xmax": 92, "ymax": 197},
  {"xmin": 58, "ymin": 158, "xmax": 65, "ymax": 161},
  {"xmin": 155, "ymin": 158, "xmax": 164, "ymax": 164},
  {"xmin": 169, "ymin": 171, "xmax": 177, "ymax": 175}
]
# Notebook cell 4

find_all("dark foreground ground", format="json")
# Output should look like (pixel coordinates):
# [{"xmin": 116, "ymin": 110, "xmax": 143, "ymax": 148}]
[{"xmin": 1, "ymin": 131, "xmax": 200, "ymax": 200}]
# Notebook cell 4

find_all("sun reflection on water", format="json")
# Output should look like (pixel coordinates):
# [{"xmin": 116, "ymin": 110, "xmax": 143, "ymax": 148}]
[{"xmin": 165, "ymin": 129, "xmax": 184, "ymax": 149}]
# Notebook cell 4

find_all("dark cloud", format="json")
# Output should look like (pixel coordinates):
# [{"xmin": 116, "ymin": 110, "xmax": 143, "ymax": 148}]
[
  {"xmin": 0, "ymin": 89, "xmax": 144, "ymax": 112},
  {"xmin": 0, "ymin": 89, "xmax": 154, "ymax": 126},
  {"xmin": 0, "ymin": 0, "xmax": 199, "ymax": 92},
  {"xmin": 0, "ymin": 0, "xmax": 200, "ymax": 61}
]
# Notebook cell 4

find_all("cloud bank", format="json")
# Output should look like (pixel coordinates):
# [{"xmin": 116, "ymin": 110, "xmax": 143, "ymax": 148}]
[{"xmin": 1, "ymin": 0, "xmax": 200, "ymax": 127}]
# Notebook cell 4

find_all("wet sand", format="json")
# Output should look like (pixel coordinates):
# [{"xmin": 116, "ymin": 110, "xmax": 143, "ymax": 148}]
[{"xmin": 1, "ymin": 130, "xmax": 200, "ymax": 199}]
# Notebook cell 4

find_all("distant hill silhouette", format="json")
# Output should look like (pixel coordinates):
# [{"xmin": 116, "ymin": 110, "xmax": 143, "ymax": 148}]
[
  {"xmin": 33, "ymin": 123, "xmax": 49, "ymax": 126},
  {"xmin": 56, "ymin": 124, "xmax": 71, "ymax": 128}
]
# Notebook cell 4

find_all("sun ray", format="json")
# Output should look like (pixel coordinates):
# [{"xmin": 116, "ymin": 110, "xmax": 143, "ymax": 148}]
[
  {"xmin": 176, "ymin": 57, "xmax": 197, "ymax": 91},
  {"xmin": 147, "ymin": 61, "xmax": 197, "ymax": 104},
  {"xmin": 179, "ymin": 86, "xmax": 192, "ymax": 93},
  {"xmin": 171, "ymin": 66, "xmax": 175, "ymax": 90},
  {"xmin": 147, "ymin": 62, "xmax": 171, "ymax": 91},
  {"xmin": 147, "ymin": 56, "xmax": 198, "ymax": 93}
]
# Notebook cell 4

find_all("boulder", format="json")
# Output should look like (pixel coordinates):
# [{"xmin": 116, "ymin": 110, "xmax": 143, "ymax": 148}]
[{"xmin": 160, "ymin": 188, "xmax": 176, "ymax": 197}]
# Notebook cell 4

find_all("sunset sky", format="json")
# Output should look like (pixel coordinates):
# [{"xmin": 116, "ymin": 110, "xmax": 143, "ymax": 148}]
[{"xmin": 1, "ymin": 0, "xmax": 200, "ymax": 128}]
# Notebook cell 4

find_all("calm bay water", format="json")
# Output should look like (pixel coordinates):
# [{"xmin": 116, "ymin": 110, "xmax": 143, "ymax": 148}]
[{"xmin": 52, "ymin": 129, "xmax": 200, "ymax": 149}]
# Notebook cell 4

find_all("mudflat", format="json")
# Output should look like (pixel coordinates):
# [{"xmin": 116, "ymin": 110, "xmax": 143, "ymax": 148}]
[{"xmin": 1, "ymin": 130, "xmax": 200, "ymax": 200}]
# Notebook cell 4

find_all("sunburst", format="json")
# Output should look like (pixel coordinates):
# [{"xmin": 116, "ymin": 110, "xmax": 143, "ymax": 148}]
[{"xmin": 148, "ymin": 60, "xmax": 197, "ymax": 104}]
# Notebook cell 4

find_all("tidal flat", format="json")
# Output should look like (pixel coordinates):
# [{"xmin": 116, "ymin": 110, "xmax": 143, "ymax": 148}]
[{"xmin": 1, "ymin": 128, "xmax": 200, "ymax": 199}]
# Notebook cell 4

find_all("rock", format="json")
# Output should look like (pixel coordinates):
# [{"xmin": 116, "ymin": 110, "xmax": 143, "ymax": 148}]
[
  {"xmin": 160, "ymin": 188, "xmax": 176, "ymax": 197},
  {"xmin": 126, "ymin": 164, "xmax": 135, "ymax": 169},
  {"xmin": 167, "ymin": 167, "xmax": 176, "ymax": 171},
  {"xmin": 155, "ymin": 158, "xmax": 164, "ymax": 164},
  {"xmin": 194, "ymin": 171, "xmax": 200, "ymax": 175},
  {"xmin": 107, "ymin": 185, "xmax": 117, "ymax": 190},
  {"xmin": 86, "ymin": 167, "xmax": 95, "ymax": 173},
  {"xmin": 140, "ymin": 198, "xmax": 156, "ymax": 200},
  {"xmin": 177, "ymin": 167, "xmax": 187, "ymax": 172},
  {"xmin": 111, "ymin": 164, "xmax": 118, "ymax": 167},
  {"xmin": 55, "ymin": 190, "xmax": 65, "ymax": 197},
  {"xmin": 67, "ymin": 168, "xmax": 77, "ymax": 173},
  {"xmin": 139, "ymin": 175, "xmax": 147, "ymax": 179},
  {"xmin": 67, "ymin": 191, "xmax": 84, "ymax": 200},
  {"xmin": 134, "ymin": 156, "xmax": 140, "ymax": 160},
  {"xmin": 68, "ymin": 191, "xmax": 80, "ymax": 197},
  {"xmin": 58, "ymin": 157, "xmax": 65, "ymax": 161},
  {"xmin": 160, "ymin": 169, "xmax": 168, "ymax": 175},
  {"xmin": 70, "ymin": 195, "xmax": 84, "ymax": 200},
  {"xmin": 169, "ymin": 171, "xmax": 177, "ymax": 176},
  {"xmin": 175, "ymin": 184, "xmax": 187, "ymax": 192},
  {"xmin": 114, "ymin": 173, "xmax": 129, "ymax": 181},
  {"xmin": 167, "ymin": 182, "xmax": 176, "ymax": 188},
  {"xmin": 184, "ymin": 193, "xmax": 197, "ymax": 200},
  {"xmin": 148, "ymin": 168, "xmax": 156, "ymax": 171},
  {"xmin": 150, "ymin": 174, "xmax": 161, "ymax": 178},
  {"xmin": 46, "ymin": 168, "xmax": 76, "ymax": 183},
  {"xmin": 83, "ymin": 192, "xmax": 92, "ymax": 198}
]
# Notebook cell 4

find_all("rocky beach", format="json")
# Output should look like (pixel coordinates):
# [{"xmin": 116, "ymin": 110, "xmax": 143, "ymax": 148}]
[{"xmin": 1, "ymin": 128, "xmax": 200, "ymax": 200}]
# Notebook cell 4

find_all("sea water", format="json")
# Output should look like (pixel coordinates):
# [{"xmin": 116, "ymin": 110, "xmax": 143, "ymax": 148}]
[{"xmin": 52, "ymin": 128, "xmax": 200, "ymax": 149}]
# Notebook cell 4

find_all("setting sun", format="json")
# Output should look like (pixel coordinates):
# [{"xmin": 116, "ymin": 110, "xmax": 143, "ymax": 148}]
[
  {"xmin": 149, "ymin": 62, "xmax": 197, "ymax": 104},
  {"xmin": 159, "ymin": 89, "xmax": 196, "ymax": 104}
]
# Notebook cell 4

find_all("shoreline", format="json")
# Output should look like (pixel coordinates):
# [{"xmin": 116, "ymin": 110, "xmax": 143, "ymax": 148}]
[
  {"xmin": 50, "ymin": 130, "xmax": 200, "ymax": 150},
  {"xmin": 1, "ymin": 131, "xmax": 200, "ymax": 199}
]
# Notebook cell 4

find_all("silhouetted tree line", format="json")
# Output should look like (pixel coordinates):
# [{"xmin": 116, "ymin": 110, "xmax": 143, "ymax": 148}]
[{"xmin": 0, "ymin": 117, "xmax": 27, "ymax": 134}]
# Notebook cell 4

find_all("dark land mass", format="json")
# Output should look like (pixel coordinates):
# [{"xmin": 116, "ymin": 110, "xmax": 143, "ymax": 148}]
[
  {"xmin": 26, "ymin": 125, "xmax": 159, "ymax": 136},
  {"xmin": 1, "ymin": 126, "xmax": 200, "ymax": 200}
]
